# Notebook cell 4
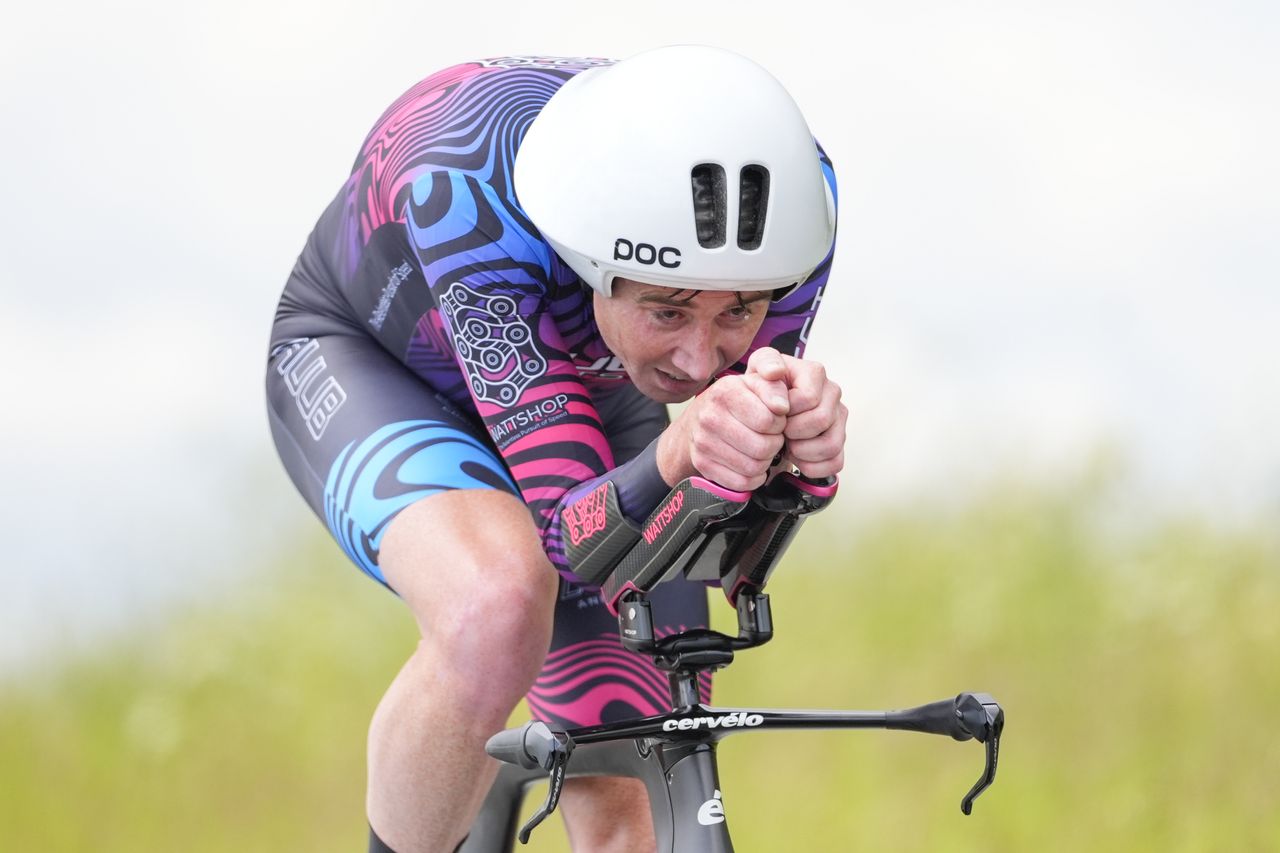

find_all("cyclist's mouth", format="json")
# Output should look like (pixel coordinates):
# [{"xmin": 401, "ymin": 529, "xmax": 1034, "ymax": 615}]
[{"xmin": 654, "ymin": 368, "xmax": 699, "ymax": 393}]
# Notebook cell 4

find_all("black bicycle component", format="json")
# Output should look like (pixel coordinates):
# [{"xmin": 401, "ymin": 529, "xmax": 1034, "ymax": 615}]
[
  {"xmin": 559, "ymin": 479, "xmax": 642, "ymax": 586},
  {"xmin": 884, "ymin": 692, "xmax": 1005, "ymax": 814},
  {"xmin": 484, "ymin": 721, "xmax": 571, "ymax": 771},
  {"xmin": 515, "ymin": 747, "xmax": 569, "ymax": 844},
  {"xmin": 717, "ymin": 472, "xmax": 839, "ymax": 605},
  {"xmin": 956, "ymin": 693, "xmax": 1003, "ymax": 815},
  {"xmin": 617, "ymin": 593, "xmax": 656, "ymax": 653},
  {"xmin": 599, "ymin": 478, "xmax": 754, "ymax": 613},
  {"xmin": 484, "ymin": 722, "xmax": 575, "ymax": 843},
  {"xmin": 468, "ymin": 472, "xmax": 1008, "ymax": 849},
  {"xmin": 736, "ymin": 591, "xmax": 773, "ymax": 644}
]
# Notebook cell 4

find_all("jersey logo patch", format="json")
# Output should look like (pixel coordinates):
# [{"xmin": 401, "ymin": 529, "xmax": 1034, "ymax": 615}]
[
  {"xmin": 574, "ymin": 354, "xmax": 628, "ymax": 380},
  {"xmin": 439, "ymin": 282, "xmax": 544, "ymax": 406},
  {"xmin": 273, "ymin": 338, "xmax": 347, "ymax": 440},
  {"xmin": 563, "ymin": 482, "xmax": 610, "ymax": 546}
]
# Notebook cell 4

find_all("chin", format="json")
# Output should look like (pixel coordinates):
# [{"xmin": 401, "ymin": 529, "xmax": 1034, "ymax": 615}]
[
  {"xmin": 634, "ymin": 383, "xmax": 687, "ymax": 404},
  {"xmin": 629, "ymin": 376, "xmax": 689, "ymax": 404}
]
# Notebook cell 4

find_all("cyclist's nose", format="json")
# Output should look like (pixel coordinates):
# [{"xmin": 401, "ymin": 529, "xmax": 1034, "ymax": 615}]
[{"xmin": 669, "ymin": 325, "xmax": 722, "ymax": 383}]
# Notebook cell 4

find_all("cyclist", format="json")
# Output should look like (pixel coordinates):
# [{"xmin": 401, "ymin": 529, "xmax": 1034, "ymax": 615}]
[{"xmin": 266, "ymin": 45, "xmax": 845, "ymax": 853}]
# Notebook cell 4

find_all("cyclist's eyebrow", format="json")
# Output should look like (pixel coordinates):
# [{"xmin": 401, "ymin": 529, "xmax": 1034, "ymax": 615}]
[
  {"xmin": 636, "ymin": 292, "xmax": 699, "ymax": 306},
  {"xmin": 635, "ymin": 291, "xmax": 771, "ymax": 307}
]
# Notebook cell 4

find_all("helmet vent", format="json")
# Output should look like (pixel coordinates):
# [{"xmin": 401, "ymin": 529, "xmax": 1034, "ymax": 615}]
[
  {"xmin": 737, "ymin": 165, "xmax": 770, "ymax": 250},
  {"xmin": 691, "ymin": 164, "xmax": 727, "ymax": 249}
]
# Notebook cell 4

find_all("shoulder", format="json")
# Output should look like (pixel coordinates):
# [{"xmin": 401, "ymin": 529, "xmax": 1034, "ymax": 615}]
[
  {"xmin": 359, "ymin": 56, "xmax": 615, "ymax": 173},
  {"xmin": 355, "ymin": 57, "xmax": 615, "ymax": 223},
  {"xmin": 406, "ymin": 170, "xmax": 552, "ymax": 269}
]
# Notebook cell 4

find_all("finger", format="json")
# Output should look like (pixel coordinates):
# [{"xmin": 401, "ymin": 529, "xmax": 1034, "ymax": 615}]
[
  {"xmin": 707, "ymin": 376, "xmax": 787, "ymax": 433},
  {"xmin": 696, "ymin": 462, "xmax": 769, "ymax": 492},
  {"xmin": 783, "ymin": 409, "xmax": 830, "ymax": 441},
  {"xmin": 741, "ymin": 371, "xmax": 790, "ymax": 417},
  {"xmin": 691, "ymin": 434, "xmax": 784, "ymax": 490},
  {"xmin": 785, "ymin": 430, "xmax": 844, "ymax": 466},
  {"xmin": 693, "ymin": 412, "xmax": 786, "ymax": 464},
  {"xmin": 784, "ymin": 408, "xmax": 847, "ymax": 477},
  {"xmin": 745, "ymin": 346, "xmax": 787, "ymax": 382},
  {"xmin": 783, "ymin": 449, "xmax": 844, "ymax": 480},
  {"xmin": 779, "ymin": 355, "xmax": 827, "ymax": 415},
  {"xmin": 783, "ymin": 382, "xmax": 843, "ymax": 441}
]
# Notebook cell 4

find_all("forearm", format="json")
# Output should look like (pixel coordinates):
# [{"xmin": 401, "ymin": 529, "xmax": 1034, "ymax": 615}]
[{"xmin": 546, "ymin": 438, "xmax": 678, "ymax": 583}]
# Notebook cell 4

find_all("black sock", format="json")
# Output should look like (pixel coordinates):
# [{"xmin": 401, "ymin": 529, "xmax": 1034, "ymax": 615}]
[
  {"xmin": 368, "ymin": 825, "xmax": 397, "ymax": 853},
  {"xmin": 367, "ymin": 825, "xmax": 468, "ymax": 852}
]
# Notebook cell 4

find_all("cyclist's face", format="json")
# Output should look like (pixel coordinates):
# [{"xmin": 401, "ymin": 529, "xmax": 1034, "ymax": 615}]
[{"xmin": 594, "ymin": 277, "xmax": 772, "ymax": 403}]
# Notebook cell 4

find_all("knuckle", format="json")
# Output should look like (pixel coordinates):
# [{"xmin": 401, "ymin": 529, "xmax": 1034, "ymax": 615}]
[
  {"xmin": 696, "ymin": 408, "xmax": 726, "ymax": 436},
  {"xmin": 789, "ymin": 443, "xmax": 814, "ymax": 463},
  {"xmin": 745, "ymin": 410, "xmax": 776, "ymax": 435},
  {"xmin": 703, "ymin": 382, "xmax": 733, "ymax": 406},
  {"xmin": 739, "ymin": 435, "xmax": 765, "ymax": 460},
  {"xmin": 752, "ymin": 433, "xmax": 783, "ymax": 459}
]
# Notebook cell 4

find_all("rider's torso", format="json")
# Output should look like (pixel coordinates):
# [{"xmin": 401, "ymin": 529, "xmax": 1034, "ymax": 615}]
[
  {"xmin": 277, "ymin": 56, "xmax": 832, "ymax": 432},
  {"xmin": 273, "ymin": 56, "xmax": 836, "ymax": 573}
]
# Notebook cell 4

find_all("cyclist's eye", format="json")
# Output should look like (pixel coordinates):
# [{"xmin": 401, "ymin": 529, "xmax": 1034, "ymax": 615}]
[
  {"xmin": 652, "ymin": 309, "xmax": 684, "ymax": 323},
  {"xmin": 725, "ymin": 305, "xmax": 755, "ymax": 321}
]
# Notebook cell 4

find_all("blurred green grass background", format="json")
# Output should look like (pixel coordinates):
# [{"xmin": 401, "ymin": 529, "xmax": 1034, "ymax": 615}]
[{"xmin": 3, "ymin": 474, "xmax": 1277, "ymax": 851}]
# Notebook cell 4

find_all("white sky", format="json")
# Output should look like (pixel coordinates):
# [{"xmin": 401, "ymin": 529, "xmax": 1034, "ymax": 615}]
[{"xmin": 1, "ymin": 0, "xmax": 1277, "ymax": 669}]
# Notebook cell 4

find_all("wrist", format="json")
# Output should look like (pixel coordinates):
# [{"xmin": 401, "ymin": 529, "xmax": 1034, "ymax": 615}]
[{"xmin": 656, "ymin": 416, "xmax": 696, "ymax": 486}]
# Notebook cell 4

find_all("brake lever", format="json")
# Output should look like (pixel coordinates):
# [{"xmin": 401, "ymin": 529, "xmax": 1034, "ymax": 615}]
[
  {"xmin": 517, "ymin": 745, "xmax": 571, "ymax": 844},
  {"xmin": 486, "ymin": 722, "xmax": 576, "ymax": 844},
  {"xmin": 955, "ymin": 692, "xmax": 1004, "ymax": 815}
]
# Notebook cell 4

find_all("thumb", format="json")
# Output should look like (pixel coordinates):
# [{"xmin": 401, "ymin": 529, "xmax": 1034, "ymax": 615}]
[{"xmin": 743, "ymin": 372, "xmax": 791, "ymax": 417}]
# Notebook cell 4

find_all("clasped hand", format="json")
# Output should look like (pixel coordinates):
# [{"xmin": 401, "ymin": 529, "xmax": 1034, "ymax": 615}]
[{"xmin": 660, "ymin": 347, "xmax": 847, "ymax": 492}]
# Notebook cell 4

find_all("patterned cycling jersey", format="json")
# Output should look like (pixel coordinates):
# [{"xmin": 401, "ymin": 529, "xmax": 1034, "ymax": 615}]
[{"xmin": 275, "ymin": 55, "xmax": 839, "ymax": 578}]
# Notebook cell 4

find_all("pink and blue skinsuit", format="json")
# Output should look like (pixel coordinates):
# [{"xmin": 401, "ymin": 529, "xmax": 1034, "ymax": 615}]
[{"xmin": 266, "ymin": 56, "xmax": 838, "ymax": 728}]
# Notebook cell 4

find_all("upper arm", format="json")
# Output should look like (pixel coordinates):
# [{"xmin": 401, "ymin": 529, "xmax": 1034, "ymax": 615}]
[{"xmin": 404, "ymin": 170, "xmax": 619, "ymax": 563}]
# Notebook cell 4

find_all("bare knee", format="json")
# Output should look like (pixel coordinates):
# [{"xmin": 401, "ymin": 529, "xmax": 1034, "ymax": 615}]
[
  {"xmin": 430, "ymin": 558, "xmax": 558, "ymax": 680},
  {"xmin": 379, "ymin": 490, "xmax": 560, "ymax": 719}
]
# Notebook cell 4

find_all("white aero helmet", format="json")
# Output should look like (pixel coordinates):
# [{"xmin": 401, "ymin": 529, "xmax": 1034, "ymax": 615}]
[{"xmin": 514, "ymin": 45, "xmax": 835, "ymax": 297}]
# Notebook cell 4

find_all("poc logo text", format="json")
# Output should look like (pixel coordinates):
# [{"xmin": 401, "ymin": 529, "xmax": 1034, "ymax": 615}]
[{"xmin": 614, "ymin": 238, "xmax": 681, "ymax": 268}]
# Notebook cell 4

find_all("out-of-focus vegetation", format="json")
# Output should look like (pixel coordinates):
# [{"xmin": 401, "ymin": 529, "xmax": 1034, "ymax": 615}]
[{"xmin": 3, "ymin": 477, "xmax": 1277, "ymax": 852}]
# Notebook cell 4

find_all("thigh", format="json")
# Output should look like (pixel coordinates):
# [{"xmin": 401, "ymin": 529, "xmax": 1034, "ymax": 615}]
[{"xmin": 266, "ymin": 332, "xmax": 518, "ymax": 587}]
